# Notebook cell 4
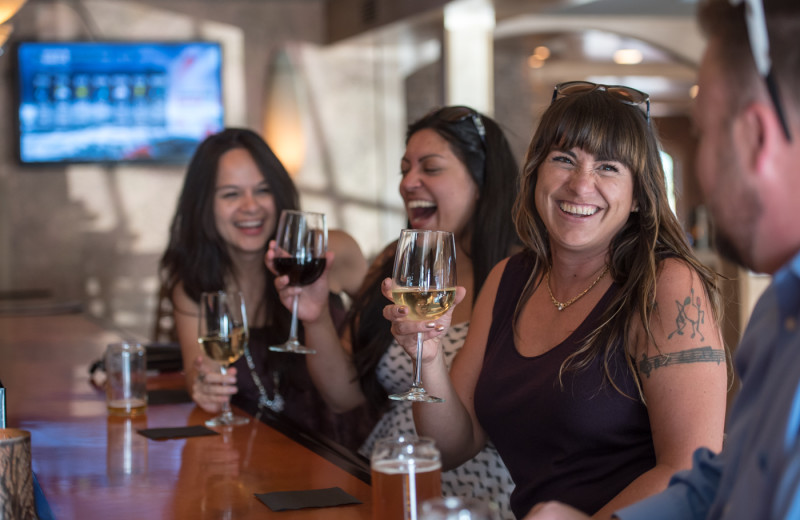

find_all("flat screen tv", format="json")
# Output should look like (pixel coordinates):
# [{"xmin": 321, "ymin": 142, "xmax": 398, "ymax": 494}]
[{"xmin": 15, "ymin": 41, "xmax": 224, "ymax": 165}]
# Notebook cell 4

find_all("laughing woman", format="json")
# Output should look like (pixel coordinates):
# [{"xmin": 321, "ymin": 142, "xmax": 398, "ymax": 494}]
[{"xmin": 267, "ymin": 106, "xmax": 521, "ymax": 518}]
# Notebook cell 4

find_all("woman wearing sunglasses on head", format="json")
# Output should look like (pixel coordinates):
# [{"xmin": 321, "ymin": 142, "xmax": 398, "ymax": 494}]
[
  {"xmin": 267, "ymin": 106, "xmax": 521, "ymax": 518},
  {"xmin": 383, "ymin": 82, "xmax": 729, "ymax": 519}
]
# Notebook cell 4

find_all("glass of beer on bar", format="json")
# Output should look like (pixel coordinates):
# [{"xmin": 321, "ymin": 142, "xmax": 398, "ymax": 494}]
[{"xmin": 371, "ymin": 434, "xmax": 442, "ymax": 520}]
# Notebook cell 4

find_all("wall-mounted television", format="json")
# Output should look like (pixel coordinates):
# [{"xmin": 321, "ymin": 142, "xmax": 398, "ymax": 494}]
[{"xmin": 15, "ymin": 41, "xmax": 224, "ymax": 165}]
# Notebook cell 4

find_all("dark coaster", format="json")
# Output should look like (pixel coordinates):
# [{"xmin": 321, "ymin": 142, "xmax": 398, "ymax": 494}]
[
  {"xmin": 255, "ymin": 487, "xmax": 362, "ymax": 511},
  {"xmin": 137, "ymin": 425, "xmax": 219, "ymax": 440}
]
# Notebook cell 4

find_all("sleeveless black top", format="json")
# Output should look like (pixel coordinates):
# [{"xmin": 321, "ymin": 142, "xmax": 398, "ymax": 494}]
[{"xmin": 474, "ymin": 252, "xmax": 655, "ymax": 518}]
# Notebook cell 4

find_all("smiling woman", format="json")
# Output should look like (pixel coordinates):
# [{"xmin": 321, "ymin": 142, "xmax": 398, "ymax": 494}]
[
  {"xmin": 384, "ymin": 85, "xmax": 729, "ymax": 520},
  {"xmin": 159, "ymin": 128, "xmax": 369, "ymax": 444}
]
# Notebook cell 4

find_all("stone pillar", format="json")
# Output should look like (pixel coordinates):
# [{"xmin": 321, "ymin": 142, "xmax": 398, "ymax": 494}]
[{"xmin": 443, "ymin": 0, "xmax": 495, "ymax": 115}]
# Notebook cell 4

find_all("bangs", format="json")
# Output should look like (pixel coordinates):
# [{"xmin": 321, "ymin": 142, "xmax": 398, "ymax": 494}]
[{"xmin": 539, "ymin": 92, "xmax": 649, "ymax": 174}]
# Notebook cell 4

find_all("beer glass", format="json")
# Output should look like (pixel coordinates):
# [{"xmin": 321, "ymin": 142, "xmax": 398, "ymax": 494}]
[{"xmin": 371, "ymin": 435, "xmax": 442, "ymax": 520}]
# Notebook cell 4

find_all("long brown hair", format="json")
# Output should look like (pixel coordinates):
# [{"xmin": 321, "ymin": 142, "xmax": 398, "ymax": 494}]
[{"xmin": 513, "ymin": 89, "xmax": 722, "ymax": 397}]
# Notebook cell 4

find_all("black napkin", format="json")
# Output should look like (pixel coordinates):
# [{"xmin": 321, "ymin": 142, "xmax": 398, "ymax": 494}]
[
  {"xmin": 137, "ymin": 425, "xmax": 219, "ymax": 440},
  {"xmin": 256, "ymin": 487, "xmax": 362, "ymax": 511}
]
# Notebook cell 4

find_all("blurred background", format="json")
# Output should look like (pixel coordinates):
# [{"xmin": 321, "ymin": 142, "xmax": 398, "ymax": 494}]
[{"xmin": 0, "ymin": 0, "xmax": 765, "ymax": 362}]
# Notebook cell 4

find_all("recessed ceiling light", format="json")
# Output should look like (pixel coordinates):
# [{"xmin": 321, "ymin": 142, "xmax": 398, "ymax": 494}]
[
  {"xmin": 613, "ymin": 49, "xmax": 643, "ymax": 65},
  {"xmin": 533, "ymin": 45, "xmax": 550, "ymax": 60}
]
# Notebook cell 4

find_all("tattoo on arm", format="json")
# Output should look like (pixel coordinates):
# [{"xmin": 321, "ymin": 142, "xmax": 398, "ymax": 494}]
[
  {"xmin": 667, "ymin": 287, "xmax": 705, "ymax": 341},
  {"xmin": 639, "ymin": 346, "xmax": 725, "ymax": 378}
]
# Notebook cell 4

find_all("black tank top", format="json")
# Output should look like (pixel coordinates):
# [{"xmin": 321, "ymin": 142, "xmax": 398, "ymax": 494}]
[{"xmin": 474, "ymin": 252, "xmax": 655, "ymax": 518}]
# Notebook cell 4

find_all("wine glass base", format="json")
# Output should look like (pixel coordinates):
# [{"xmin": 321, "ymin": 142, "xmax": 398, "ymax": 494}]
[
  {"xmin": 269, "ymin": 340, "xmax": 316, "ymax": 355},
  {"xmin": 205, "ymin": 414, "xmax": 250, "ymax": 427},
  {"xmin": 388, "ymin": 388, "xmax": 444, "ymax": 403}
]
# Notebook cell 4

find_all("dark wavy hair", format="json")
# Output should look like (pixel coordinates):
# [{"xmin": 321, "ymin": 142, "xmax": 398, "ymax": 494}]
[
  {"xmin": 513, "ymin": 89, "xmax": 723, "ymax": 398},
  {"xmin": 350, "ymin": 106, "xmax": 521, "ymax": 412},
  {"xmin": 160, "ymin": 128, "xmax": 299, "ymax": 331}
]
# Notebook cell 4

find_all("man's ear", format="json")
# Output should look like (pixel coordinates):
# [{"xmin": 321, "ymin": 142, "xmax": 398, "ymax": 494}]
[{"xmin": 740, "ymin": 100, "xmax": 784, "ymax": 180}]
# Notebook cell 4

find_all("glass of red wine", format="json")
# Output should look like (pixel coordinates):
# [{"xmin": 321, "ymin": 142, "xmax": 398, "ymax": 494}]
[{"xmin": 269, "ymin": 210, "xmax": 327, "ymax": 354}]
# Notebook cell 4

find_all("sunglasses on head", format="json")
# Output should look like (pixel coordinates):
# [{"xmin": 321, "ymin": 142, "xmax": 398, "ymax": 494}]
[
  {"xmin": 728, "ymin": 0, "xmax": 791, "ymax": 141},
  {"xmin": 551, "ymin": 81, "xmax": 651, "ymax": 122},
  {"xmin": 438, "ymin": 106, "xmax": 487, "ymax": 145}
]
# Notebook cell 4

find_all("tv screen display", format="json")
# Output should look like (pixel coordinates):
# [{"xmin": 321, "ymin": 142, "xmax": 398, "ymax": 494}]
[{"xmin": 16, "ymin": 41, "xmax": 224, "ymax": 164}]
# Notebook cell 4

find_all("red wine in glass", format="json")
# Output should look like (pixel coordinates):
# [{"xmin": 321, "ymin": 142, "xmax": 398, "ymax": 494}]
[
  {"xmin": 272, "ymin": 257, "xmax": 327, "ymax": 286},
  {"xmin": 269, "ymin": 210, "xmax": 327, "ymax": 354}
]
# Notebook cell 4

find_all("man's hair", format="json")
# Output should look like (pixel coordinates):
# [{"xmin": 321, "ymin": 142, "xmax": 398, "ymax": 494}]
[{"xmin": 698, "ymin": 0, "xmax": 800, "ymax": 118}]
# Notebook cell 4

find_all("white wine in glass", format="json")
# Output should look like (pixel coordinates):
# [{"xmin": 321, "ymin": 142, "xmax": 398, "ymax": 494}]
[
  {"xmin": 198, "ymin": 291, "xmax": 250, "ymax": 427},
  {"xmin": 390, "ymin": 229, "xmax": 456, "ymax": 403},
  {"xmin": 269, "ymin": 210, "xmax": 327, "ymax": 354}
]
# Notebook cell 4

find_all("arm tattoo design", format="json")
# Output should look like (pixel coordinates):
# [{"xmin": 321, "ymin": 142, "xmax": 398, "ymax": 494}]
[
  {"xmin": 667, "ymin": 287, "xmax": 705, "ymax": 341},
  {"xmin": 638, "ymin": 346, "xmax": 725, "ymax": 378}
]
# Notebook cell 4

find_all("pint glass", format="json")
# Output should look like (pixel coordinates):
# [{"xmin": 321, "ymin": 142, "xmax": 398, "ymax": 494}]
[{"xmin": 371, "ymin": 435, "xmax": 442, "ymax": 520}]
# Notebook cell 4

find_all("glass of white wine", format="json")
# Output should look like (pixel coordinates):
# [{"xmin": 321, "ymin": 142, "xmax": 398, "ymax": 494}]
[
  {"xmin": 198, "ymin": 291, "xmax": 250, "ymax": 427},
  {"xmin": 390, "ymin": 229, "xmax": 456, "ymax": 403}
]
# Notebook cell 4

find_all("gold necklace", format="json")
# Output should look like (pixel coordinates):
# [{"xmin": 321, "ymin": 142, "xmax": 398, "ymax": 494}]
[{"xmin": 546, "ymin": 265, "xmax": 609, "ymax": 311}]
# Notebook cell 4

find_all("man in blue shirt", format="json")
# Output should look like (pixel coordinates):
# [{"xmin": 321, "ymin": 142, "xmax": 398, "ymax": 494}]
[{"xmin": 524, "ymin": 0, "xmax": 800, "ymax": 519}]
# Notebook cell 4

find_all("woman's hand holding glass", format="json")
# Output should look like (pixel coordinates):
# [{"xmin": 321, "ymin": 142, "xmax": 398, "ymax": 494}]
[
  {"xmin": 381, "ymin": 278, "xmax": 467, "ymax": 367},
  {"xmin": 191, "ymin": 356, "xmax": 239, "ymax": 414},
  {"xmin": 266, "ymin": 242, "xmax": 334, "ymax": 326}
]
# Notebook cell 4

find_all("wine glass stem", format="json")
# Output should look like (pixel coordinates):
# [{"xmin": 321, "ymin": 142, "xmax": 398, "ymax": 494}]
[
  {"xmin": 219, "ymin": 365, "xmax": 233, "ymax": 421},
  {"xmin": 288, "ymin": 293, "xmax": 300, "ymax": 341},
  {"xmin": 413, "ymin": 332, "xmax": 424, "ymax": 390}
]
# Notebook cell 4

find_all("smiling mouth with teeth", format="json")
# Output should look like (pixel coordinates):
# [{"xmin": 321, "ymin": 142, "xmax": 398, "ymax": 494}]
[
  {"xmin": 235, "ymin": 220, "xmax": 264, "ymax": 229},
  {"xmin": 407, "ymin": 200, "xmax": 437, "ymax": 221},
  {"xmin": 559, "ymin": 202, "xmax": 599, "ymax": 217}
]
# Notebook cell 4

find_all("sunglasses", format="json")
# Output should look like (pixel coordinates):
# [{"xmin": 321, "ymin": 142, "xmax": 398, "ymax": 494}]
[
  {"xmin": 729, "ymin": 0, "xmax": 791, "ymax": 141},
  {"xmin": 551, "ymin": 81, "xmax": 651, "ymax": 122},
  {"xmin": 439, "ymin": 106, "xmax": 487, "ymax": 145}
]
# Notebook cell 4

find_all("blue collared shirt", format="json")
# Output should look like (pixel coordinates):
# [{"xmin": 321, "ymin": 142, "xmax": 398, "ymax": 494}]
[{"xmin": 617, "ymin": 250, "xmax": 800, "ymax": 520}]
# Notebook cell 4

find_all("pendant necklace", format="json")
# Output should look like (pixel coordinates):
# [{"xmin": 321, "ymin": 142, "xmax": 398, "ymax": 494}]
[
  {"xmin": 243, "ymin": 344, "xmax": 285, "ymax": 412},
  {"xmin": 546, "ymin": 265, "xmax": 609, "ymax": 311}
]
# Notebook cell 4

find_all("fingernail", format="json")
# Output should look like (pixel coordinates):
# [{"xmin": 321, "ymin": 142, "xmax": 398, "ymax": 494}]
[
  {"xmin": 426, "ymin": 322, "xmax": 436, "ymax": 328},
  {"xmin": 398, "ymin": 307, "xmax": 408, "ymax": 315},
  {"xmin": 435, "ymin": 325, "xmax": 445, "ymax": 332}
]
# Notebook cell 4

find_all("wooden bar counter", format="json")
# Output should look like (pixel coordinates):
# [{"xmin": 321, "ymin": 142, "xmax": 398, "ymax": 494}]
[{"xmin": 0, "ymin": 312, "xmax": 372, "ymax": 519}]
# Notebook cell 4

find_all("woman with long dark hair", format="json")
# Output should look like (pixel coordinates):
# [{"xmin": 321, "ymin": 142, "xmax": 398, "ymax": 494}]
[
  {"xmin": 161, "ymin": 128, "xmax": 367, "ymax": 436},
  {"xmin": 268, "ymin": 106, "xmax": 521, "ymax": 518}
]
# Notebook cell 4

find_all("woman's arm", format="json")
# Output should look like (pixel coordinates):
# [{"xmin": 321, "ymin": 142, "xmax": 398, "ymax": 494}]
[
  {"xmin": 383, "ymin": 258, "xmax": 509, "ymax": 469},
  {"xmin": 590, "ymin": 258, "xmax": 728, "ymax": 519},
  {"xmin": 171, "ymin": 283, "xmax": 238, "ymax": 413},
  {"xmin": 266, "ymin": 240, "xmax": 369, "ymax": 413},
  {"xmin": 327, "ymin": 229, "xmax": 368, "ymax": 298}
]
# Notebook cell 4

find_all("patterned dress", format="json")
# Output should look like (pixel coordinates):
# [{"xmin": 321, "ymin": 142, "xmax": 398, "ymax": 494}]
[{"xmin": 359, "ymin": 322, "xmax": 515, "ymax": 520}]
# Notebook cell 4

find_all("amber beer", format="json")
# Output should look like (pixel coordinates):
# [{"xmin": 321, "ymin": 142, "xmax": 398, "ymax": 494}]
[{"xmin": 371, "ymin": 436, "xmax": 442, "ymax": 520}]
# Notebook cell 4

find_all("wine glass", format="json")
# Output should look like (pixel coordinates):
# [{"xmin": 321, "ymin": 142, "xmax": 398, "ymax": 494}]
[
  {"xmin": 198, "ymin": 291, "xmax": 250, "ymax": 427},
  {"xmin": 390, "ymin": 229, "xmax": 456, "ymax": 403},
  {"xmin": 269, "ymin": 210, "xmax": 327, "ymax": 354}
]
